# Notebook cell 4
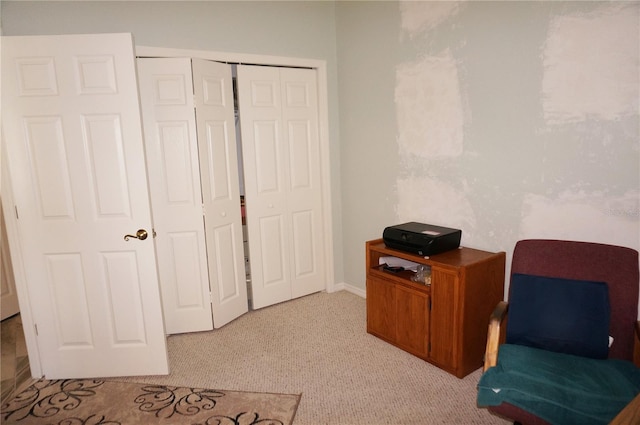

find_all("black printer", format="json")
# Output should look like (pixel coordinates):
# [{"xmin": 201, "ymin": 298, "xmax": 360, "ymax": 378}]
[{"xmin": 383, "ymin": 222, "xmax": 461, "ymax": 256}]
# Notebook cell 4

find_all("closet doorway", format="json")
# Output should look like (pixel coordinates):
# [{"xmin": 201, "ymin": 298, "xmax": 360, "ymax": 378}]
[{"xmin": 136, "ymin": 47, "xmax": 335, "ymax": 334}]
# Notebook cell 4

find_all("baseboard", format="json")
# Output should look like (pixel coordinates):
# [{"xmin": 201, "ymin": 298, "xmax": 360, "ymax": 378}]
[{"xmin": 328, "ymin": 282, "xmax": 365, "ymax": 298}]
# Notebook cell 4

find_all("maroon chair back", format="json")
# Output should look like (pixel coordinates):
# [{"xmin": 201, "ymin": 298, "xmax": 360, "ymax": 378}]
[{"xmin": 510, "ymin": 239, "xmax": 639, "ymax": 360}]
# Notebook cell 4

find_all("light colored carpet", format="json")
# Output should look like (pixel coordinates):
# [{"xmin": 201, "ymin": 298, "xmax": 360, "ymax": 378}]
[
  {"xmin": 118, "ymin": 290, "xmax": 509, "ymax": 424},
  {"xmin": 1, "ymin": 378, "xmax": 299, "ymax": 424}
]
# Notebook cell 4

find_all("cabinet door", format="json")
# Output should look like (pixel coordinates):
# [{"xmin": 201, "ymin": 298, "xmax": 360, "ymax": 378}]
[
  {"xmin": 395, "ymin": 284, "xmax": 429, "ymax": 358},
  {"xmin": 429, "ymin": 268, "xmax": 458, "ymax": 369},
  {"xmin": 366, "ymin": 277, "xmax": 395, "ymax": 342}
]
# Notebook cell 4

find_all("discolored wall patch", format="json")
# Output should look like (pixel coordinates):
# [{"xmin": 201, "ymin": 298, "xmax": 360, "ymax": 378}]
[
  {"xmin": 399, "ymin": 0, "xmax": 462, "ymax": 38},
  {"xmin": 521, "ymin": 191, "xmax": 639, "ymax": 249},
  {"xmin": 395, "ymin": 176, "xmax": 475, "ymax": 244},
  {"xmin": 395, "ymin": 49, "xmax": 464, "ymax": 159},
  {"xmin": 542, "ymin": 4, "xmax": 639, "ymax": 124}
]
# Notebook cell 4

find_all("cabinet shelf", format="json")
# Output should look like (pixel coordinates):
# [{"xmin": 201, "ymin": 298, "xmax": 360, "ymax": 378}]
[
  {"xmin": 369, "ymin": 266, "xmax": 430, "ymax": 292},
  {"xmin": 366, "ymin": 238, "xmax": 505, "ymax": 378}
]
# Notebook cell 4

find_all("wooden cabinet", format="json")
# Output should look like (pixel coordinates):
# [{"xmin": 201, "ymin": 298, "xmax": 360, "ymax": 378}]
[{"xmin": 366, "ymin": 239, "xmax": 505, "ymax": 378}]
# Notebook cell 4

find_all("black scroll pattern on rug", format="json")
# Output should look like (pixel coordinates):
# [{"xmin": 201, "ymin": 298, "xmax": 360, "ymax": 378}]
[
  {"xmin": 134, "ymin": 385, "xmax": 286, "ymax": 425},
  {"xmin": 0, "ymin": 379, "xmax": 108, "ymax": 423},
  {"xmin": 199, "ymin": 412, "xmax": 287, "ymax": 425},
  {"xmin": 135, "ymin": 385, "xmax": 224, "ymax": 418},
  {"xmin": 2, "ymin": 379, "xmax": 291, "ymax": 425}
]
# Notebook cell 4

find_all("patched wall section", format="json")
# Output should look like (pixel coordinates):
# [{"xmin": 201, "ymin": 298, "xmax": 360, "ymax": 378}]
[
  {"xmin": 395, "ymin": 49, "xmax": 464, "ymax": 159},
  {"xmin": 529, "ymin": 4, "xmax": 639, "ymax": 249},
  {"xmin": 542, "ymin": 5, "xmax": 638, "ymax": 124},
  {"xmin": 394, "ymin": 1, "xmax": 639, "ymax": 256}
]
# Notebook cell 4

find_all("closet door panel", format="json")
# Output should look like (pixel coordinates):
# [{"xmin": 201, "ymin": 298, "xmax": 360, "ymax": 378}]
[
  {"xmin": 251, "ymin": 119, "xmax": 289, "ymax": 302},
  {"xmin": 258, "ymin": 215, "xmax": 289, "ymax": 287},
  {"xmin": 254, "ymin": 121, "xmax": 281, "ymax": 193},
  {"xmin": 287, "ymin": 121, "xmax": 312, "ymax": 188},
  {"xmin": 291, "ymin": 210, "xmax": 315, "ymax": 276},
  {"xmin": 281, "ymin": 68, "xmax": 325, "ymax": 298},
  {"xmin": 238, "ymin": 65, "xmax": 291, "ymax": 309},
  {"xmin": 238, "ymin": 65, "xmax": 324, "ymax": 308},
  {"xmin": 137, "ymin": 58, "xmax": 214, "ymax": 334},
  {"xmin": 209, "ymin": 223, "xmax": 242, "ymax": 301},
  {"xmin": 192, "ymin": 59, "xmax": 248, "ymax": 328},
  {"xmin": 203, "ymin": 121, "xmax": 232, "ymax": 199},
  {"xmin": 168, "ymin": 232, "xmax": 206, "ymax": 307}
]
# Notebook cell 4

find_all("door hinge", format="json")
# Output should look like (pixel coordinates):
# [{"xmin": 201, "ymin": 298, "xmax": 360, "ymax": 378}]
[
  {"xmin": 15, "ymin": 205, "xmax": 19, "ymax": 219},
  {"xmin": 34, "ymin": 324, "xmax": 38, "ymax": 336}
]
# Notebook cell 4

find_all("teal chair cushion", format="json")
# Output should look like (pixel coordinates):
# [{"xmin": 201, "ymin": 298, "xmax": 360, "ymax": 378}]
[{"xmin": 477, "ymin": 344, "xmax": 640, "ymax": 425}]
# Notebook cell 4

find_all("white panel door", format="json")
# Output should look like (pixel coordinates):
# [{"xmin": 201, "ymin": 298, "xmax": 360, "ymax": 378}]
[
  {"xmin": 238, "ymin": 66, "xmax": 290, "ymax": 309},
  {"xmin": 192, "ymin": 59, "xmax": 248, "ymax": 328},
  {"xmin": 137, "ymin": 58, "xmax": 213, "ymax": 334},
  {"xmin": 280, "ymin": 68, "xmax": 325, "ymax": 299},
  {"xmin": 2, "ymin": 34, "xmax": 169, "ymax": 378},
  {"xmin": 237, "ymin": 65, "xmax": 324, "ymax": 309}
]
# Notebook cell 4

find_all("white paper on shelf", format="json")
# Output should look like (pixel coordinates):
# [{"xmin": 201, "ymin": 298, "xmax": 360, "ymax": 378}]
[{"xmin": 378, "ymin": 256, "xmax": 421, "ymax": 272}]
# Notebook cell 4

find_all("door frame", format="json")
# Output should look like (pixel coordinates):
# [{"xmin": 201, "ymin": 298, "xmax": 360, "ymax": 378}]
[
  {"xmin": 136, "ymin": 46, "xmax": 336, "ymax": 297},
  {"xmin": 2, "ymin": 45, "xmax": 336, "ymax": 379},
  {"xmin": 1, "ymin": 142, "xmax": 43, "ymax": 376}
]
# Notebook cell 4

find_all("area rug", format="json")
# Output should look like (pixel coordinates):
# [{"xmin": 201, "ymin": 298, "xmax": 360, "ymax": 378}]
[{"xmin": 1, "ymin": 378, "xmax": 300, "ymax": 424}]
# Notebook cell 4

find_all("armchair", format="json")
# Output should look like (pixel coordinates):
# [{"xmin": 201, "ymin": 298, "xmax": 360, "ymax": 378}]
[{"xmin": 477, "ymin": 239, "xmax": 640, "ymax": 425}]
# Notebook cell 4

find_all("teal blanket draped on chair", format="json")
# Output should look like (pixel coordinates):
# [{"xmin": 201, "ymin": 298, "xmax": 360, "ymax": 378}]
[{"xmin": 477, "ymin": 344, "xmax": 640, "ymax": 425}]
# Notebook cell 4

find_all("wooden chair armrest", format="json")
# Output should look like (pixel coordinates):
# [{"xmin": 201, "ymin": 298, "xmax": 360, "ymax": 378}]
[
  {"xmin": 633, "ymin": 321, "xmax": 640, "ymax": 367},
  {"xmin": 483, "ymin": 301, "xmax": 509, "ymax": 372},
  {"xmin": 610, "ymin": 393, "xmax": 640, "ymax": 425}
]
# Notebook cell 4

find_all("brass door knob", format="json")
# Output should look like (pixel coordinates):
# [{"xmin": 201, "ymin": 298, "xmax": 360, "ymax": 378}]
[{"xmin": 124, "ymin": 229, "xmax": 148, "ymax": 241}]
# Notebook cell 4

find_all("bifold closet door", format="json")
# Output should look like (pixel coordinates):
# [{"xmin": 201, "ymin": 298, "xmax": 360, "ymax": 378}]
[
  {"xmin": 237, "ymin": 65, "xmax": 325, "ymax": 310},
  {"xmin": 192, "ymin": 58, "xmax": 248, "ymax": 329},
  {"xmin": 137, "ymin": 58, "xmax": 213, "ymax": 334},
  {"xmin": 137, "ymin": 58, "xmax": 247, "ymax": 332}
]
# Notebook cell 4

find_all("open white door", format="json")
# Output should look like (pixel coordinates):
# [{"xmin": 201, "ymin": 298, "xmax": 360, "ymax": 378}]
[
  {"xmin": 237, "ymin": 65, "xmax": 325, "ymax": 309},
  {"xmin": 137, "ymin": 58, "xmax": 214, "ymax": 334},
  {"xmin": 192, "ymin": 59, "xmax": 248, "ymax": 328},
  {"xmin": 2, "ymin": 34, "xmax": 169, "ymax": 378}
]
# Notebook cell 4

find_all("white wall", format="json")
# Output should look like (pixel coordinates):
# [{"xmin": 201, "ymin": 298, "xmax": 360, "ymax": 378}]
[{"xmin": 336, "ymin": 1, "xmax": 639, "ymax": 293}]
